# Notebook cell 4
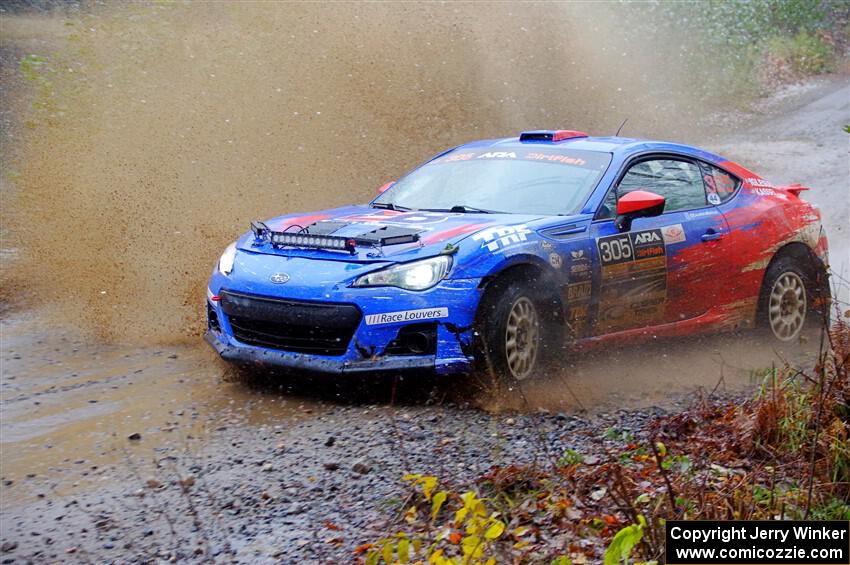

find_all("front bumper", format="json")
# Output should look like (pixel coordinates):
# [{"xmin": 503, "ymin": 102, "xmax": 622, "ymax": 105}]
[{"xmin": 204, "ymin": 277, "xmax": 481, "ymax": 375}]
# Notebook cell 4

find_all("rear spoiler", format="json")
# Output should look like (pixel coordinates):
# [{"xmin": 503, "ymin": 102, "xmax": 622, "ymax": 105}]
[{"xmin": 776, "ymin": 183, "xmax": 810, "ymax": 197}]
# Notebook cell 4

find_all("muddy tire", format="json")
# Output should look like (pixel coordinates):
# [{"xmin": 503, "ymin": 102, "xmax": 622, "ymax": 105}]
[
  {"xmin": 476, "ymin": 277, "xmax": 559, "ymax": 387},
  {"xmin": 759, "ymin": 256, "xmax": 810, "ymax": 342}
]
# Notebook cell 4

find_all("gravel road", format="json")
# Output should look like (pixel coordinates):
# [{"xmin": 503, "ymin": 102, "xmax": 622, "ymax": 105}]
[{"xmin": 0, "ymin": 71, "xmax": 846, "ymax": 565}]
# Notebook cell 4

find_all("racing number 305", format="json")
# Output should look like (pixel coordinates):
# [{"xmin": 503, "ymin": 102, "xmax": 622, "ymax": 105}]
[{"xmin": 598, "ymin": 235, "xmax": 633, "ymax": 264}]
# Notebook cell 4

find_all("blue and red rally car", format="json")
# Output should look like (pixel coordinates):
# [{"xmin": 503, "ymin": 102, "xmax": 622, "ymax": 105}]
[{"xmin": 205, "ymin": 130, "xmax": 830, "ymax": 382}]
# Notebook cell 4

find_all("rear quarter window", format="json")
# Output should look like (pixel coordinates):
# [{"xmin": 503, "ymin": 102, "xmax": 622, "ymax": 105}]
[{"xmin": 699, "ymin": 162, "xmax": 740, "ymax": 205}]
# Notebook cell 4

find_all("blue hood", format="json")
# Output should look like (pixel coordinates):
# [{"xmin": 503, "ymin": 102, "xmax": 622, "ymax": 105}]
[{"xmin": 236, "ymin": 205, "xmax": 548, "ymax": 263}]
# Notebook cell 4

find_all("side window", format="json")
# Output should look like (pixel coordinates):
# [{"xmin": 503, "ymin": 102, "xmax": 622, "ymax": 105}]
[
  {"xmin": 699, "ymin": 162, "xmax": 739, "ymax": 205},
  {"xmin": 618, "ymin": 159, "xmax": 706, "ymax": 213}
]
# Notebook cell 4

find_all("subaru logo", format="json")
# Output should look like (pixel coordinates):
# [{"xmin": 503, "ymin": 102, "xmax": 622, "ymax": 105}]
[{"xmin": 269, "ymin": 272, "xmax": 290, "ymax": 284}]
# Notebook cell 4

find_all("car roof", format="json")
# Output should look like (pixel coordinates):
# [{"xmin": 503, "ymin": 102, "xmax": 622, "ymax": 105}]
[{"xmin": 455, "ymin": 135, "xmax": 729, "ymax": 166}]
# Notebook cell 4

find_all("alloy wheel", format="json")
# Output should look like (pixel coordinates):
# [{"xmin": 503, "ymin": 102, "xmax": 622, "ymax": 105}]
[
  {"xmin": 505, "ymin": 296, "xmax": 540, "ymax": 380},
  {"xmin": 768, "ymin": 271, "xmax": 807, "ymax": 341}
]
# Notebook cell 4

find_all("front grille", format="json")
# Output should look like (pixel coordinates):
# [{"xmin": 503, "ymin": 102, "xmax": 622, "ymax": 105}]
[{"xmin": 219, "ymin": 291, "xmax": 362, "ymax": 356}]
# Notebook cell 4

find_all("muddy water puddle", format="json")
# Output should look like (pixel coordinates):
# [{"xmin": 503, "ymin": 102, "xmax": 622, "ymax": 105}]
[
  {"xmin": 0, "ymin": 311, "xmax": 324, "ymax": 503},
  {"xmin": 487, "ymin": 326, "xmax": 825, "ymax": 413}
]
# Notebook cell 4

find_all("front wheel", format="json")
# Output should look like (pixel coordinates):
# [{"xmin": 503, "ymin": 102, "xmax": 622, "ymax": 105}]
[
  {"xmin": 760, "ymin": 258, "xmax": 809, "ymax": 342},
  {"xmin": 476, "ymin": 279, "xmax": 557, "ymax": 385}
]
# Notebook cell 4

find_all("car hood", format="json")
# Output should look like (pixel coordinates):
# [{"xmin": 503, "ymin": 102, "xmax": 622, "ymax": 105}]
[{"xmin": 236, "ymin": 205, "xmax": 547, "ymax": 263}]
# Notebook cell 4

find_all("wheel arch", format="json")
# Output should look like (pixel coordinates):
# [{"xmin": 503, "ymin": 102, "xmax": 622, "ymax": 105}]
[
  {"xmin": 476, "ymin": 258, "xmax": 565, "ymax": 323},
  {"xmin": 759, "ymin": 241, "xmax": 829, "ymax": 317}
]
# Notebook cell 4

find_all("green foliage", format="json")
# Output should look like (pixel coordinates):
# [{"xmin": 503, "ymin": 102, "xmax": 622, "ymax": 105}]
[
  {"xmin": 19, "ymin": 54, "xmax": 48, "ymax": 82},
  {"xmin": 808, "ymin": 497, "xmax": 850, "ymax": 520},
  {"xmin": 603, "ymin": 516, "xmax": 645, "ymax": 565},
  {"xmin": 603, "ymin": 427, "xmax": 634, "ymax": 442},
  {"xmin": 558, "ymin": 449, "xmax": 584, "ymax": 466},
  {"xmin": 765, "ymin": 32, "xmax": 835, "ymax": 74},
  {"xmin": 613, "ymin": 0, "xmax": 845, "ymax": 99}
]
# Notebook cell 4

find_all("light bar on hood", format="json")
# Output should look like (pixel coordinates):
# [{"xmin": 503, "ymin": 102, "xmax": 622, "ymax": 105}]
[{"xmin": 270, "ymin": 232, "xmax": 356, "ymax": 254}]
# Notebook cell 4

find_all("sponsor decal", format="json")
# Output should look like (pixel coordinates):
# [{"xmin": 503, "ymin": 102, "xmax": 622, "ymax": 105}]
[
  {"xmin": 433, "ymin": 150, "xmax": 598, "ymax": 169},
  {"xmin": 563, "ymin": 246, "xmax": 593, "ymax": 338},
  {"xmin": 476, "ymin": 151, "xmax": 516, "ymax": 159},
  {"xmin": 596, "ymin": 229, "xmax": 668, "ymax": 331},
  {"xmin": 472, "ymin": 224, "xmax": 532, "ymax": 252},
  {"xmin": 597, "ymin": 229, "xmax": 665, "ymax": 267},
  {"xmin": 339, "ymin": 211, "xmax": 455, "ymax": 226},
  {"xmin": 567, "ymin": 281, "xmax": 592, "ymax": 301},
  {"xmin": 754, "ymin": 188, "xmax": 776, "ymax": 196},
  {"xmin": 443, "ymin": 152, "xmax": 475, "ymax": 163},
  {"xmin": 549, "ymin": 252, "xmax": 563, "ymax": 269},
  {"xmin": 364, "ymin": 307, "xmax": 449, "ymax": 326},
  {"xmin": 540, "ymin": 240, "xmax": 554, "ymax": 251},
  {"xmin": 662, "ymin": 224, "xmax": 686, "ymax": 244},
  {"xmin": 685, "ymin": 209, "xmax": 719, "ymax": 220},
  {"xmin": 746, "ymin": 177, "xmax": 774, "ymax": 188},
  {"xmin": 525, "ymin": 153, "xmax": 587, "ymax": 166},
  {"xmin": 707, "ymin": 192, "xmax": 722, "ymax": 205}
]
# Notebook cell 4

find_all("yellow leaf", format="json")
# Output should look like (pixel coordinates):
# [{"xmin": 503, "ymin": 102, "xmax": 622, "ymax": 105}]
[
  {"xmin": 422, "ymin": 476, "xmax": 437, "ymax": 502},
  {"xmin": 461, "ymin": 535, "xmax": 481, "ymax": 558},
  {"xmin": 403, "ymin": 473, "xmax": 420, "ymax": 482},
  {"xmin": 484, "ymin": 520, "xmax": 505, "ymax": 540},
  {"xmin": 454, "ymin": 507, "xmax": 469, "ymax": 526},
  {"xmin": 512, "ymin": 526, "xmax": 529, "ymax": 537},
  {"xmin": 485, "ymin": 559, "xmax": 496, "ymax": 565},
  {"xmin": 398, "ymin": 538, "xmax": 410, "ymax": 563},
  {"xmin": 382, "ymin": 541, "xmax": 393, "ymax": 565},
  {"xmin": 431, "ymin": 491, "xmax": 448, "ymax": 521},
  {"xmin": 428, "ymin": 549, "xmax": 444, "ymax": 565},
  {"xmin": 655, "ymin": 441, "xmax": 666, "ymax": 457},
  {"xmin": 404, "ymin": 505, "xmax": 417, "ymax": 524}
]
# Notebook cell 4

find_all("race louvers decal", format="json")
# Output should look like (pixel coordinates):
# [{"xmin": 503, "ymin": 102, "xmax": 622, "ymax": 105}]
[
  {"xmin": 364, "ymin": 307, "xmax": 449, "ymax": 326},
  {"xmin": 596, "ymin": 229, "xmax": 667, "ymax": 331}
]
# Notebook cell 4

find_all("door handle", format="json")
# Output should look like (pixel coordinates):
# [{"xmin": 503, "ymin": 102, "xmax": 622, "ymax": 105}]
[{"xmin": 701, "ymin": 229, "xmax": 723, "ymax": 242}]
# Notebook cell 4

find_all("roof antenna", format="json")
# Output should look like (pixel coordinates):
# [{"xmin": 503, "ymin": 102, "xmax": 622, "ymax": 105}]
[{"xmin": 615, "ymin": 118, "xmax": 629, "ymax": 137}]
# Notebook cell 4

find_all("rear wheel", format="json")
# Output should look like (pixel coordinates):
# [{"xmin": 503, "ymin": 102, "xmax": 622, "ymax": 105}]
[
  {"xmin": 476, "ymin": 278, "xmax": 558, "ymax": 385},
  {"xmin": 760, "ymin": 257, "xmax": 809, "ymax": 342}
]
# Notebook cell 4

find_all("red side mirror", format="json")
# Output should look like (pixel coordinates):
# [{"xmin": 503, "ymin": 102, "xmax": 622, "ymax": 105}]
[
  {"xmin": 377, "ymin": 181, "xmax": 395, "ymax": 194},
  {"xmin": 615, "ymin": 190, "xmax": 665, "ymax": 232},
  {"xmin": 617, "ymin": 190, "xmax": 665, "ymax": 216}
]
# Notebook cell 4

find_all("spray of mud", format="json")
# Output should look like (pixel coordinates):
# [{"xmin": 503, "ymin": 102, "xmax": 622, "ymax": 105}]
[{"xmin": 2, "ymin": 2, "xmax": 716, "ymax": 342}]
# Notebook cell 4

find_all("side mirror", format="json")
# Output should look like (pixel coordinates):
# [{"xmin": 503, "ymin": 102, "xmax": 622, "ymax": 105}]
[
  {"xmin": 615, "ymin": 190, "xmax": 665, "ymax": 232},
  {"xmin": 377, "ymin": 181, "xmax": 395, "ymax": 195}
]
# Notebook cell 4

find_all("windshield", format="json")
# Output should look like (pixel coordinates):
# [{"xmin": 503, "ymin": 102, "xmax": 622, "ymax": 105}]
[{"xmin": 374, "ymin": 147, "xmax": 611, "ymax": 215}]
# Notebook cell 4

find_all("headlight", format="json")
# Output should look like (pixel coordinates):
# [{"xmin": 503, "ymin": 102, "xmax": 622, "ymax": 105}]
[
  {"xmin": 353, "ymin": 256, "xmax": 452, "ymax": 291},
  {"xmin": 218, "ymin": 242, "xmax": 237, "ymax": 275}
]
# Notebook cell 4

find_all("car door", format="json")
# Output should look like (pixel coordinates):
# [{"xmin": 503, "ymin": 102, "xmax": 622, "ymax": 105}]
[{"xmin": 588, "ymin": 156, "xmax": 732, "ymax": 334}]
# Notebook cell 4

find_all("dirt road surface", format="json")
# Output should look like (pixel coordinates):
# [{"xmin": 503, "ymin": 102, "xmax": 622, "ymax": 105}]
[{"xmin": 1, "ymin": 77, "xmax": 846, "ymax": 562}]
